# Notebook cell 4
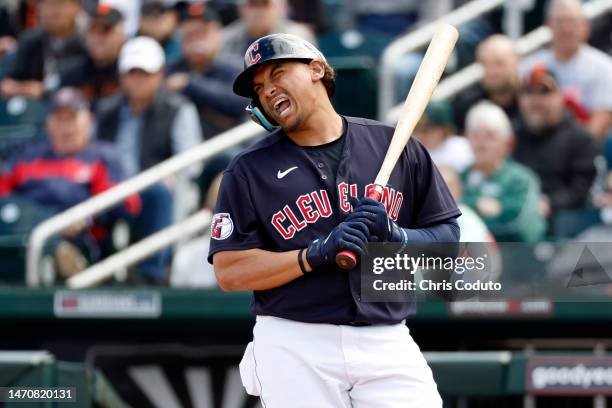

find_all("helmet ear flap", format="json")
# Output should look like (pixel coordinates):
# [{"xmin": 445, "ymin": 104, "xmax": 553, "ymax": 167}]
[{"xmin": 246, "ymin": 100, "xmax": 279, "ymax": 131}]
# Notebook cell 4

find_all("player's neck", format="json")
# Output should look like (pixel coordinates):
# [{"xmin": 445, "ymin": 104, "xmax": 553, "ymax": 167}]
[{"xmin": 286, "ymin": 104, "xmax": 343, "ymax": 147}]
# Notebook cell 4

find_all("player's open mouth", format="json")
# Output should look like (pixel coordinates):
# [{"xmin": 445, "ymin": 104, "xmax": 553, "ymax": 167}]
[{"xmin": 273, "ymin": 97, "xmax": 291, "ymax": 118}]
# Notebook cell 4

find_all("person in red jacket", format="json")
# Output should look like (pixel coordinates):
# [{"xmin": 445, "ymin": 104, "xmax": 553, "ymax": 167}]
[{"xmin": 0, "ymin": 87, "xmax": 140, "ymax": 278}]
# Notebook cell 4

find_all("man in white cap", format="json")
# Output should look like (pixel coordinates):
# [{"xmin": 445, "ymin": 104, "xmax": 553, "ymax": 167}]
[{"xmin": 95, "ymin": 36, "xmax": 203, "ymax": 285}]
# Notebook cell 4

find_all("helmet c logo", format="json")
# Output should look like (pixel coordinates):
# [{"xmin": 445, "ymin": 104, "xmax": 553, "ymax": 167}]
[{"xmin": 248, "ymin": 43, "xmax": 261, "ymax": 66}]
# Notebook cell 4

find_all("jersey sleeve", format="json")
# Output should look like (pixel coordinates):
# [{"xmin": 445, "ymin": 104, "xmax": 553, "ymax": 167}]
[
  {"xmin": 408, "ymin": 138, "xmax": 462, "ymax": 228},
  {"xmin": 207, "ymin": 170, "xmax": 266, "ymax": 264}
]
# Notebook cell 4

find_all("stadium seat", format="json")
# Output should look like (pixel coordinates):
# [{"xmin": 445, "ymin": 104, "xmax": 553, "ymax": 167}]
[
  {"xmin": 318, "ymin": 29, "xmax": 392, "ymax": 60},
  {"xmin": 0, "ymin": 197, "xmax": 56, "ymax": 284},
  {"xmin": 316, "ymin": 30, "xmax": 392, "ymax": 118},
  {"xmin": 328, "ymin": 55, "xmax": 378, "ymax": 119},
  {"xmin": 0, "ymin": 97, "xmax": 47, "ymax": 126},
  {"xmin": 0, "ymin": 97, "xmax": 47, "ymax": 162}
]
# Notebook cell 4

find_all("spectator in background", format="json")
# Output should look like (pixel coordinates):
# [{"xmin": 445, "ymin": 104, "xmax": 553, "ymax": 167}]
[
  {"xmin": 520, "ymin": 0, "xmax": 612, "ymax": 141},
  {"xmin": 0, "ymin": 0, "xmax": 85, "ymax": 100},
  {"xmin": 97, "ymin": 0, "xmax": 141, "ymax": 37},
  {"xmin": 438, "ymin": 165, "xmax": 493, "ymax": 243},
  {"xmin": 0, "ymin": 1, "xmax": 20, "ymax": 63},
  {"xmin": 222, "ymin": 0, "xmax": 316, "ymax": 61},
  {"xmin": 138, "ymin": 0, "xmax": 182, "ymax": 66},
  {"xmin": 514, "ymin": 65, "xmax": 599, "ymax": 219},
  {"xmin": 453, "ymin": 35, "xmax": 521, "ymax": 133},
  {"xmin": 59, "ymin": 4, "xmax": 124, "ymax": 105},
  {"xmin": 96, "ymin": 36, "xmax": 202, "ymax": 284},
  {"xmin": 0, "ymin": 87, "xmax": 140, "ymax": 278},
  {"xmin": 414, "ymin": 100, "xmax": 473, "ymax": 173},
  {"xmin": 462, "ymin": 101, "xmax": 546, "ymax": 242},
  {"xmin": 1, "ymin": 0, "xmax": 42, "ymax": 68},
  {"xmin": 339, "ymin": 0, "xmax": 452, "ymax": 37},
  {"xmin": 287, "ymin": 0, "xmax": 328, "ymax": 34},
  {"xmin": 96, "ymin": 36, "xmax": 202, "ymax": 176},
  {"xmin": 166, "ymin": 2, "xmax": 247, "ymax": 137}
]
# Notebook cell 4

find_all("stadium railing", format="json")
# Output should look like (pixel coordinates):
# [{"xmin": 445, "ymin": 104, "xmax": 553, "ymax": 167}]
[
  {"xmin": 25, "ymin": 0, "xmax": 612, "ymax": 288},
  {"xmin": 377, "ymin": 0, "xmax": 506, "ymax": 119},
  {"xmin": 26, "ymin": 122, "xmax": 263, "ymax": 287}
]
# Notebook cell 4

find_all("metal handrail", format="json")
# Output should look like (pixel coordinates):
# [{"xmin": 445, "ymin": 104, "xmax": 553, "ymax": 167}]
[
  {"xmin": 378, "ymin": 0, "xmax": 505, "ymax": 119},
  {"xmin": 66, "ymin": 210, "xmax": 212, "ymax": 288},
  {"xmin": 26, "ymin": 121, "xmax": 262, "ymax": 286}
]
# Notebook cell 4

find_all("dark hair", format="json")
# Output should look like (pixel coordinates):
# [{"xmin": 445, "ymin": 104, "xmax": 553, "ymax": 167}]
[{"xmin": 322, "ymin": 62, "xmax": 335, "ymax": 98}]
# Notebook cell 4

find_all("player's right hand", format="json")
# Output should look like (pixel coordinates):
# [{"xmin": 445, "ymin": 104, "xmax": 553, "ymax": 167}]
[{"xmin": 306, "ymin": 220, "xmax": 369, "ymax": 269}]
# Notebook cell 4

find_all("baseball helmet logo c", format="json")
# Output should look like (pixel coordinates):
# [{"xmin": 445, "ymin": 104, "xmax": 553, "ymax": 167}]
[{"xmin": 247, "ymin": 43, "xmax": 261, "ymax": 66}]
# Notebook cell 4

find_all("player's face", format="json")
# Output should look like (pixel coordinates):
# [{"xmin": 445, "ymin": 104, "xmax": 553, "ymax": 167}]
[{"xmin": 252, "ymin": 61, "xmax": 317, "ymax": 132}]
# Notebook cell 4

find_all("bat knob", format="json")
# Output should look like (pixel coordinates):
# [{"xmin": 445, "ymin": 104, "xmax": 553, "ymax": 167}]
[{"xmin": 336, "ymin": 250, "xmax": 357, "ymax": 270}]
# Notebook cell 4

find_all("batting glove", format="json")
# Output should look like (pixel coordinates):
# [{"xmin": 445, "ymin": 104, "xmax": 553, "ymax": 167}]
[
  {"xmin": 346, "ymin": 197, "xmax": 406, "ymax": 243},
  {"xmin": 306, "ymin": 220, "xmax": 369, "ymax": 269}
]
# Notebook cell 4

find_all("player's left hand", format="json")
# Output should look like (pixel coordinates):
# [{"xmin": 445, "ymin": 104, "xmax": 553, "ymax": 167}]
[{"xmin": 346, "ymin": 197, "xmax": 405, "ymax": 243}]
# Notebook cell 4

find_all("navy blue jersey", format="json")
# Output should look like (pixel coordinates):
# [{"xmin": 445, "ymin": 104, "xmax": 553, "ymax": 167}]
[{"xmin": 208, "ymin": 116, "xmax": 460, "ymax": 324}]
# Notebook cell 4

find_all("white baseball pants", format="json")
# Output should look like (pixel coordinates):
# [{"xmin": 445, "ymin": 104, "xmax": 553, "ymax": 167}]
[{"xmin": 239, "ymin": 315, "xmax": 442, "ymax": 407}]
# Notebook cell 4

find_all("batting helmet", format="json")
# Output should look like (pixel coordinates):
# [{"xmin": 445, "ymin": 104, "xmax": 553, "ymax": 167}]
[{"xmin": 233, "ymin": 33, "xmax": 333, "ymax": 131}]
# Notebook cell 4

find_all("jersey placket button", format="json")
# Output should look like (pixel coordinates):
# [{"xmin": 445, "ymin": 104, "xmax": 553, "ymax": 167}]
[
  {"xmin": 317, "ymin": 162, "xmax": 325, "ymax": 168},
  {"xmin": 321, "ymin": 174, "xmax": 327, "ymax": 180}
]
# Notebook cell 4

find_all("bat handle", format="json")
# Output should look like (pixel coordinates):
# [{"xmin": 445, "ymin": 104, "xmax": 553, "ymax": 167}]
[{"xmin": 336, "ymin": 185, "xmax": 384, "ymax": 270}]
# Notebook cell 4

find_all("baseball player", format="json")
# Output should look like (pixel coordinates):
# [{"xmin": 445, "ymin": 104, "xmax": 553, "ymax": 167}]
[{"xmin": 208, "ymin": 34, "xmax": 460, "ymax": 407}]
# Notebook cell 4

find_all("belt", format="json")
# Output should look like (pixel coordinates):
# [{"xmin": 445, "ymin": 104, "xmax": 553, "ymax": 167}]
[{"xmin": 341, "ymin": 321, "xmax": 372, "ymax": 327}]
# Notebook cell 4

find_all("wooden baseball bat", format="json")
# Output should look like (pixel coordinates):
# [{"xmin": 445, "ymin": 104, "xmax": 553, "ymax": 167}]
[{"xmin": 336, "ymin": 23, "xmax": 459, "ymax": 270}]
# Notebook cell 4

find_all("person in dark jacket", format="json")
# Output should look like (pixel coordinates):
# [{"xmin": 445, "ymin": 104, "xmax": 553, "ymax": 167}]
[
  {"xmin": 96, "ymin": 36, "xmax": 202, "ymax": 284},
  {"xmin": 452, "ymin": 35, "xmax": 521, "ymax": 133},
  {"xmin": 138, "ymin": 0, "xmax": 182, "ymax": 66},
  {"xmin": 0, "ymin": 0, "xmax": 85, "ymax": 99},
  {"xmin": 166, "ymin": 2, "xmax": 247, "ymax": 137},
  {"xmin": 59, "ymin": 4, "xmax": 124, "ymax": 105},
  {"xmin": 514, "ymin": 65, "xmax": 599, "ymax": 218}
]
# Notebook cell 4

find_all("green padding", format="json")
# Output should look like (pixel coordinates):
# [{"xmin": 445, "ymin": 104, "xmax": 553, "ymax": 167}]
[
  {"xmin": 90, "ymin": 370, "xmax": 129, "ymax": 408},
  {"xmin": 426, "ymin": 351, "xmax": 513, "ymax": 396},
  {"xmin": 55, "ymin": 362, "xmax": 127, "ymax": 408},
  {"xmin": 505, "ymin": 354, "xmax": 528, "ymax": 394},
  {"xmin": 6, "ymin": 288, "xmax": 612, "ymax": 320},
  {"xmin": 0, "ymin": 352, "xmax": 55, "ymax": 408},
  {"xmin": 55, "ymin": 362, "xmax": 91, "ymax": 408},
  {"xmin": 0, "ymin": 352, "xmax": 127, "ymax": 408}
]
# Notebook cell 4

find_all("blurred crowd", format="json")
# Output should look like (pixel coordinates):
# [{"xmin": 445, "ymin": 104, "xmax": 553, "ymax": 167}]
[{"xmin": 0, "ymin": 0, "xmax": 610, "ymax": 287}]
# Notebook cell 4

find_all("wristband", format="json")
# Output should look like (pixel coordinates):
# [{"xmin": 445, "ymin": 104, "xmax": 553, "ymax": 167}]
[{"xmin": 298, "ymin": 248, "xmax": 309, "ymax": 274}]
